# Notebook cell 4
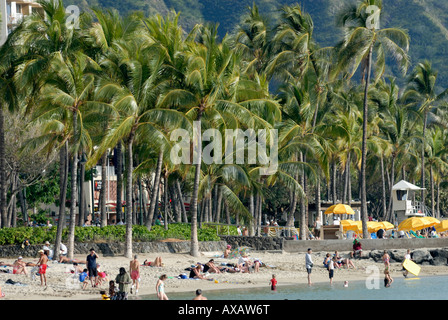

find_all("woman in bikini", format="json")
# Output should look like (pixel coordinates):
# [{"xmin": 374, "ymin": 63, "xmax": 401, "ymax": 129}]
[{"xmin": 382, "ymin": 250, "xmax": 390, "ymax": 269}]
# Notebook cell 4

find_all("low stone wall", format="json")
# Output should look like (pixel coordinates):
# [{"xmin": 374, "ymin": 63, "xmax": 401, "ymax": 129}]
[
  {"xmin": 282, "ymin": 237, "xmax": 448, "ymax": 253},
  {"xmin": 0, "ymin": 241, "xmax": 227, "ymax": 259},
  {"xmin": 220, "ymin": 236, "xmax": 290, "ymax": 251}
]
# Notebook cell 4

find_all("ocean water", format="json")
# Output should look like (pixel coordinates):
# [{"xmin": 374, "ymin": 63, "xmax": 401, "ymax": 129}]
[{"xmin": 137, "ymin": 275, "xmax": 448, "ymax": 300}]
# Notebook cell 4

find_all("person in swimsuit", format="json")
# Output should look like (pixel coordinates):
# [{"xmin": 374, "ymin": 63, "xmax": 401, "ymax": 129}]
[
  {"xmin": 382, "ymin": 250, "xmax": 390, "ymax": 269},
  {"xmin": 130, "ymin": 255, "xmax": 140, "ymax": 294},
  {"xmin": 37, "ymin": 250, "xmax": 48, "ymax": 286},
  {"xmin": 193, "ymin": 289, "xmax": 207, "ymax": 300},
  {"xmin": 156, "ymin": 274, "xmax": 168, "ymax": 300}
]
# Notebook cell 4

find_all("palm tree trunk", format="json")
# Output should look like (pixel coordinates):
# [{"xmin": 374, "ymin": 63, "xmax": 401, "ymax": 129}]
[
  {"xmin": 436, "ymin": 173, "xmax": 440, "ymax": 219},
  {"xmin": 421, "ymin": 112, "xmax": 427, "ymax": 209},
  {"xmin": 430, "ymin": 165, "xmax": 434, "ymax": 217},
  {"xmin": 124, "ymin": 135, "xmax": 135, "ymax": 259},
  {"xmin": 361, "ymin": 45, "xmax": 373, "ymax": 238},
  {"xmin": 68, "ymin": 110, "xmax": 79, "ymax": 259},
  {"xmin": 176, "ymin": 179, "xmax": 188, "ymax": 223},
  {"xmin": 387, "ymin": 156, "xmax": 395, "ymax": 222},
  {"xmin": 100, "ymin": 152, "xmax": 107, "ymax": 226},
  {"xmin": 54, "ymin": 140, "xmax": 69, "ymax": 260},
  {"xmin": 116, "ymin": 141, "xmax": 123, "ymax": 223},
  {"xmin": 380, "ymin": 155, "xmax": 387, "ymax": 220},
  {"xmin": 163, "ymin": 174, "xmax": 169, "ymax": 230},
  {"xmin": 79, "ymin": 158, "xmax": 86, "ymax": 226},
  {"xmin": 145, "ymin": 150, "xmax": 163, "ymax": 229},
  {"xmin": 189, "ymin": 111, "xmax": 203, "ymax": 257},
  {"xmin": 0, "ymin": 107, "xmax": 7, "ymax": 228}
]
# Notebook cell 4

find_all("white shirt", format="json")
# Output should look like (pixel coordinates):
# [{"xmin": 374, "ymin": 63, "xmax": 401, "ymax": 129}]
[
  {"xmin": 329, "ymin": 260, "xmax": 335, "ymax": 270},
  {"xmin": 305, "ymin": 253, "xmax": 313, "ymax": 268},
  {"xmin": 60, "ymin": 243, "xmax": 67, "ymax": 255}
]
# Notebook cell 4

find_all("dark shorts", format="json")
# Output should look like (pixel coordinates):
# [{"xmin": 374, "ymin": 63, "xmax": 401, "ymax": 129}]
[
  {"xmin": 88, "ymin": 267, "xmax": 98, "ymax": 278},
  {"xmin": 306, "ymin": 267, "xmax": 312, "ymax": 274},
  {"xmin": 329, "ymin": 270, "xmax": 334, "ymax": 278}
]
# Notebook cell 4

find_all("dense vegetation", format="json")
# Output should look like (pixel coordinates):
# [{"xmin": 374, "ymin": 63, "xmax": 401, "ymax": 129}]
[{"xmin": 0, "ymin": 0, "xmax": 447, "ymax": 258}]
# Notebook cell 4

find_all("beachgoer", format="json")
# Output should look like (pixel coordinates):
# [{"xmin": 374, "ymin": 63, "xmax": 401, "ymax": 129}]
[
  {"xmin": 253, "ymin": 259, "xmax": 261, "ymax": 272},
  {"xmin": 238, "ymin": 254, "xmax": 252, "ymax": 273},
  {"xmin": 72, "ymin": 262, "xmax": 83, "ymax": 274},
  {"xmin": 403, "ymin": 249, "xmax": 412, "ymax": 278},
  {"xmin": 130, "ymin": 255, "xmax": 140, "ymax": 294},
  {"xmin": 156, "ymin": 274, "xmax": 169, "ymax": 300},
  {"xmin": 343, "ymin": 281, "xmax": 349, "ymax": 287},
  {"xmin": 0, "ymin": 285, "xmax": 4, "ymax": 298},
  {"xmin": 384, "ymin": 268, "xmax": 393, "ymax": 287},
  {"xmin": 313, "ymin": 217, "xmax": 322, "ymax": 239},
  {"xmin": 59, "ymin": 243, "xmax": 68, "ymax": 256},
  {"xmin": 86, "ymin": 248, "xmax": 99, "ymax": 287},
  {"xmin": 13, "ymin": 257, "xmax": 28, "ymax": 275},
  {"xmin": 351, "ymin": 239, "xmax": 362, "ymax": 258},
  {"xmin": 142, "ymin": 257, "xmax": 163, "ymax": 267},
  {"xmin": 223, "ymin": 245, "xmax": 231, "ymax": 258},
  {"xmin": 189, "ymin": 264, "xmax": 206, "ymax": 279},
  {"xmin": 237, "ymin": 226, "xmax": 242, "ymax": 236},
  {"xmin": 270, "ymin": 274, "xmax": 277, "ymax": 291},
  {"xmin": 58, "ymin": 256, "xmax": 87, "ymax": 264},
  {"xmin": 115, "ymin": 267, "xmax": 131, "ymax": 300},
  {"xmin": 334, "ymin": 251, "xmax": 356, "ymax": 269},
  {"xmin": 37, "ymin": 249, "xmax": 48, "ymax": 286},
  {"xmin": 193, "ymin": 289, "xmax": 207, "ymax": 300},
  {"xmin": 377, "ymin": 228, "xmax": 385, "ymax": 239},
  {"xmin": 109, "ymin": 280, "xmax": 117, "ymax": 300},
  {"xmin": 79, "ymin": 269, "xmax": 89, "ymax": 289},
  {"xmin": 323, "ymin": 253, "xmax": 331, "ymax": 269},
  {"xmin": 43, "ymin": 241, "xmax": 54, "ymax": 260},
  {"xmin": 382, "ymin": 250, "xmax": 390, "ymax": 269},
  {"xmin": 305, "ymin": 248, "xmax": 313, "ymax": 285},
  {"xmin": 100, "ymin": 290, "xmax": 110, "ymax": 300},
  {"xmin": 96, "ymin": 265, "xmax": 109, "ymax": 287},
  {"xmin": 204, "ymin": 259, "xmax": 221, "ymax": 274},
  {"xmin": 328, "ymin": 257, "xmax": 336, "ymax": 285}
]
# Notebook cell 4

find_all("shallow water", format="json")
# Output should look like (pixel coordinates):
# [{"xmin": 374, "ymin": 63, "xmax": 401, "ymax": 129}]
[{"xmin": 138, "ymin": 275, "xmax": 448, "ymax": 300}]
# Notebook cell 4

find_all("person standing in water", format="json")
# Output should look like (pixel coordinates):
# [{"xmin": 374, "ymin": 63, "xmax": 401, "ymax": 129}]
[
  {"xmin": 305, "ymin": 248, "xmax": 313, "ymax": 286},
  {"xmin": 156, "ymin": 274, "xmax": 169, "ymax": 300}
]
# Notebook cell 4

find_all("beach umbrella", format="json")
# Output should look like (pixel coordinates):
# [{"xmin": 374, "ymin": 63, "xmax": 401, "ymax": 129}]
[
  {"xmin": 435, "ymin": 220, "xmax": 448, "ymax": 232},
  {"xmin": 398, "ymin": 217, "xmax": 437, "ymax": 231},
  {"xmin": 367, "ymin": 221, "xmax": 383, "ymax": 233},
  {"xmin": 324, "ymin": 204, "xmax": 355, "ymax": 215},
  {"xmin": 341, "ymin": 219, "xmax": 358, "ymax": 231},
  {"xmin": 377, "ymin": 221, "xmax": 395, "ymax": 231},
  {"xmin": 421, "ymin": 216, "xmax": 440, "ymax": 228}
]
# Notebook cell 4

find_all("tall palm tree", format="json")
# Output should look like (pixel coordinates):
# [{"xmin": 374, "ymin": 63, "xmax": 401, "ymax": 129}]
[
  {"xmin": 335, "ymin": 0, "xmax": 410, "ymax": 238},
  {"xmin": 402, "ymin": 61, "xmax": 448, "ymax": 209}
]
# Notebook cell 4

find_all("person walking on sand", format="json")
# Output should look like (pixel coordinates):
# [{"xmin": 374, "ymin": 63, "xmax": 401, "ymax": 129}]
[
  {"xmin": 382, "ymin": 250, "xmax": 390, "ymax": 269},
  {"xmin": 86, "ymin": 248, "xmax": 99, "ymax": 288},
  {"xmin": 193, "ymin": 289, "xmax": 208, "ymax": 300},
  {"xmin": 305, "ymin": 248, "xmax": 313, "ymax": 286},
  {"xmin": 130, "ymin": 255, "xmax": 140, "ymax": 294},
  {"xmin": 37, "ymin": 250, "xmax": 48, "ymax": 286},
  {"xmin": 403, "ymin": 249, "xmax": 412, "ymax": 278},
  {"xmin": 156, "ymin": 274, "xmax": 169, "ymax": 300}
]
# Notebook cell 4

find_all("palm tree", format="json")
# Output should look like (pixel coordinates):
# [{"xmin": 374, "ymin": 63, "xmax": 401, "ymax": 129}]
[
  {"xmin": 334, "ymin": 0, "xmax": 410, "ymax": 238},
  {"xmin": 402, "ymin": 61, "xmax": 448, "ymax": 209}
]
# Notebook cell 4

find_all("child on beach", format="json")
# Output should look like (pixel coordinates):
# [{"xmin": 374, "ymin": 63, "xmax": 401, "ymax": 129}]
[
  {"xmin": 100, "ymin": 290, "xmax": 110, "ymax": 300},
  {"xmin": 270, "ymin": 274, "xmax": 277, "ymax": 291},
  {"xmin": 79, "ymin": 269, "xmax": 89, "ymax": 289},
  {"xmin": 109, "ymin": 280, "xmax": 117, "ymax": 300}
]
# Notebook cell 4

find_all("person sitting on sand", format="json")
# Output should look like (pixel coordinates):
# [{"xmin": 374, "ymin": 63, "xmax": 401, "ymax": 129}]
[
  {"xmin": 238, "ymin": 254, "xmax": 253, "ymax": 273},
  {"xmin": 203, "ymin": 259, "xmax": 221, "ymax": 274},
  {"xmin": 253, "ymin": 259, "xmax": 261, "ymax": 272},
  {"xmin": 142, "ymin": 257, "xmax": 163, "ymax": 267},
  {"xmin": 79, "ymin": 269, "xmax": 89, "ymax": 289},
  {"xmin": 12, "ymin": 257, "xmax": 28, "ymax": 275},
  {"xmin": 72, "ymin": 262, "xmax": 83, "ymax": 275},
  {"xmin": 189, "ymin": 264, "xmax": 207, "ymax": 279},
  {"xmin": 323, "ymin": 253, "xmax": 331, "ymax": 269},
  {"xmin": 223, "ymin": 245, "xmax": 231, "ymax": 258},
  {"xmin": 96, "ymin": 265, "xmax": 109, "ymax": 287},
  {"xmin": 109, "ymin": 280, "xmax": 117, "ymax": 300},
  {"xmin": 334, "ymin": 251, "xmax": 356, "ymax": 269},
  {"xmin": 351, "ymin": 239, "xmax": 362, "ymax": 258}
]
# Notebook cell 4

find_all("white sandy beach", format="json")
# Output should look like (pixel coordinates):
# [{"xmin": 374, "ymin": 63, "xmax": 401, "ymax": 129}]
[{"xmin": 1, "ymin": 247, "xmax": 447, "ymax": 300}]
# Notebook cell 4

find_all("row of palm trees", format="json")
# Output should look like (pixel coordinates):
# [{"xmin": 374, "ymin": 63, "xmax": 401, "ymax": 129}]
[{"xmin": 0, "ymin": 0, "xmax": 447, "ymax": 258}]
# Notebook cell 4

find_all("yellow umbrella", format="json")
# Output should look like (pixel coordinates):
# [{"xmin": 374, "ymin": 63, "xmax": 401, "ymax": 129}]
[
  {"xmin": 345, "ymin": 220, "xmax": 363, "ymax": 233},
  {"xmin": 421, "ymin": 216, "xmax": 440, "ymax": 228},
  {"xmin": 341, "ymin": 219, "xmax": 358, "ymax": 231},
  {"xmin": 367, "ymin": 221, "xmax": 382, "ymax": 233},
  {"xmin": 435, "ymin": 220, "xmax": 448, "ymax": 232},
  {"xmin": 398, "ymin": 217, "xmax": 438, "ymax": 231},
  {"xmin": 324, "ymin": 204, "xmax": 355, "ymax": 215},
  {"xmin": 377, "ymin": 221, "xmax": 395, "ymax": 230}
]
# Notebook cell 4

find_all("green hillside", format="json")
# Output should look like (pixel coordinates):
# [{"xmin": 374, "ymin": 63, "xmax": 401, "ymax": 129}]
[{"xmin": 65, "ymin": 0, "xmax": 448, "ymax": 88}]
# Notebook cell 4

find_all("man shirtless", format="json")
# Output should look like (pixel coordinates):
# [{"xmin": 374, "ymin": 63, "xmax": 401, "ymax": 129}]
[
  {"xmin": 37, "ymin": 250, "xmax": 48, "ymax": 286},
  {"xmin": 130, "ymin": 255, "xmax": 140, "ymax": 294},
  {"xmin": 192, "ymin": 289, "xmax": 207, "ymax": 300}
]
